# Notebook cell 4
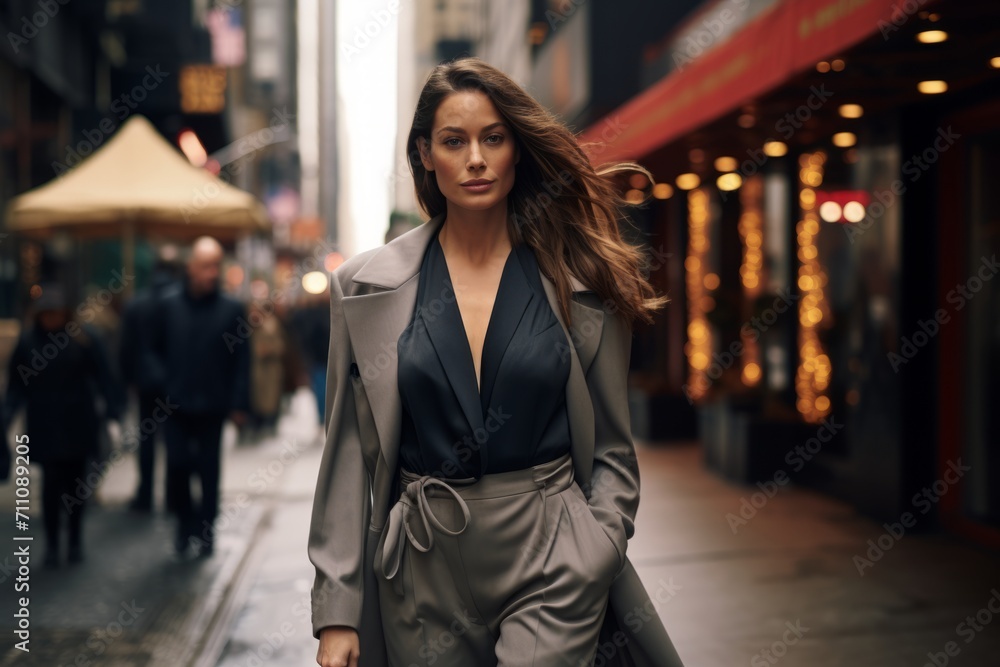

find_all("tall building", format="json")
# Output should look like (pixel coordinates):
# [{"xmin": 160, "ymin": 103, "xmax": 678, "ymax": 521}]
[{"xmin": 211, "ymin": 0, "xmax": 301, "ymax": 297}]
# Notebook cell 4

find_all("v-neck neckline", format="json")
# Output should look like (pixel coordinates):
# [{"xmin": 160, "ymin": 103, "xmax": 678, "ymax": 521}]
[{"xmin": 434, "ymin": 230, "xmax": 517, "ymax": 396}]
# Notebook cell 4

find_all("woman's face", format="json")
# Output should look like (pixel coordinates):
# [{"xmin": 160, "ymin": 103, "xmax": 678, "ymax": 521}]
[{"xmin": 417, "ymin": 90, "xmax": 519, "ymax": 215}]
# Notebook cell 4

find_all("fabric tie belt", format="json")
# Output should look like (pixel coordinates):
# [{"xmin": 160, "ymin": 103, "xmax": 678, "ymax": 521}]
[{"xmin": 376, "ymin": 452, "xmax": 576, "ymax": 596}]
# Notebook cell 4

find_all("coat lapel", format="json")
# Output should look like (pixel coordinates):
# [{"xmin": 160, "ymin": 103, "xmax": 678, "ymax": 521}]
[
  {"xmin": 340, "ymin": 213, "xmax": 605, "ymax": 491},
  {"xmin": 539, "ymin": 267, "xmax": 604, "ymax": 483},
  {"xmin": 340, "ymin": 216, "xmax": 444, "ymax": 478}
]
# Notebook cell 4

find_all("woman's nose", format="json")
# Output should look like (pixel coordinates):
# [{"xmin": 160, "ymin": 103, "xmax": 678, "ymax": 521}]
[{"xmin": 467, "ymin": 143, "xmax": 486, "ymax": 169}]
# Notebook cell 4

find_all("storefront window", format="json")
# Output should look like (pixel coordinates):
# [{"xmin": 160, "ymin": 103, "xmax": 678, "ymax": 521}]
[
  {"xmin": 801, "ymin": 139, "xmax": 902, "ymax": 460},
  {"xmin": 964, "ymin": 134, "xmax": 1000, "ymax": 526}
]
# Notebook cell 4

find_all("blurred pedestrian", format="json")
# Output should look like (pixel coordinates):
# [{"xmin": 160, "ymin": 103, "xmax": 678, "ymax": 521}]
[
  {"xmin": 153, "ymin": 237, "xmax": 250, "ymax": 558},
  {"xmin": 0, "ymin": 393, "xmax": 10, "ymax": 483},
  {"xmin": 119, "ymin": 258, "xmax": 178, "ymax": 511},
  {"xmin": 248, "ymin": 300, "xmax": 286, "ymax": 438},
  {"xmin": 275, "ymin": 299, "xmax": 309, "ymax": 404},
  {"xmin": 290, "ymin": 292, "xmax": 330, "ymax": 425},
  {"xmin": 4, "ymin": 284, "xmax": 122, "ymax": 568}
]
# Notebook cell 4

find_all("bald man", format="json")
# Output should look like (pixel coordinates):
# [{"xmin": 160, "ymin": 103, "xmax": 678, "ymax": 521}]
[{"xmin": 152, "ymin": 236, "xmax": 250, "ymax": 558}]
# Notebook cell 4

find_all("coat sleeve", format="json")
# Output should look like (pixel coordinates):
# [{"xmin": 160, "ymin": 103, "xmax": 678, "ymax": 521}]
[
  {"xmin": 4, "ymin": 333, "xmax": 29, "ymax": 422},
  {"xmin": 307, "ymin": 272, "xmax": 371, "ymax": 638},
  {"xmin": 118, "ymin": 302, "xmax": 138, "ymax": 387},
  {"xmin": 579, "ymin": 299, "xmax": 640, "ymax": 576},
  {"xmin": 147, "ymin": 294, "xmax": 170, "ymax": 394},
  {"xmin": 82, "ymin": 323, "xmax": 124, "ymax": 421},
  {"xmin": 229, "ymin": 302, "xmax": 252, "ymax": 414}
]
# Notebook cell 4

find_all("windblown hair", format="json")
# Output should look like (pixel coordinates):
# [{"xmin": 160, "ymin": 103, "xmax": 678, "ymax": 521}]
[{"xmin": 406, "ymin": 56, "xmax": 668, "ymax": 329}]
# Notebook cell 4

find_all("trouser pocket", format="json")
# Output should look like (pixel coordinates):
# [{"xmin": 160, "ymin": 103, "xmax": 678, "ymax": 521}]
[{"xmin": 561, "ymin": 481, "xmax": 623, "ymax": 584}]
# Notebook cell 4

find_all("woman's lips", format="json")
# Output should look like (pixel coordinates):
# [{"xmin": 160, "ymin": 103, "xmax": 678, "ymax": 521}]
[{"xmin": 460, "ymin": 180, "xmax": 494, "ymax": 193}]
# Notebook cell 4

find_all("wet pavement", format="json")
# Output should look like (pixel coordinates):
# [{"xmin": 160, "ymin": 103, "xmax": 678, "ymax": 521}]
[
  {"xmin": 627, "ymin": 445, "xmax": 1000, "ymax": 666},
  {"xmin": 2, "ymin": 388, "xmax": 999, "ymax": 666},
  {"xmin": 0, "ymin": 389, "xmax": 318, "ymax": 667},
  {"xmin": 212, "ymin": 451, "xmax": 319, "ymax": 667}
]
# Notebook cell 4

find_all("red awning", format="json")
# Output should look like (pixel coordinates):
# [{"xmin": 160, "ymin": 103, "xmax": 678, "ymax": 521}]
[{"xmin": 580, "ymin": 0, "xmax": 930, "ymax": 163}]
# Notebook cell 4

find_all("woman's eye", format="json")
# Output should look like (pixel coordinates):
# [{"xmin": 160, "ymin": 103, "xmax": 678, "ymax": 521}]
[
  {"xmin": 444, "ymin": 137, "xmax": 463, "ymax": 147},
  {"xmin": 485, "ymin": 134, "xmax": 504, "ymax": 144}
]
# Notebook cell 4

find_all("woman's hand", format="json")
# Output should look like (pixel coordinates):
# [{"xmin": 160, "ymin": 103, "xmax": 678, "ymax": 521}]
[{"xmin": 316, "ymin": 626, "xmax": 360, "ymax": 667}]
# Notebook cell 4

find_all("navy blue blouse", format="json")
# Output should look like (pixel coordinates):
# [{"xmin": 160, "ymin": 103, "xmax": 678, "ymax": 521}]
[{"xmin": 396, "ymin": 223, "xmax": 572, "ymax": 479}]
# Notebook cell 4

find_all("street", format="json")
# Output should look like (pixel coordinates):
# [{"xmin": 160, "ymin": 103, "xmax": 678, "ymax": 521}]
[{"xmin": 5, "ymin": 1, "xmax": 1000, "ymax": 664}]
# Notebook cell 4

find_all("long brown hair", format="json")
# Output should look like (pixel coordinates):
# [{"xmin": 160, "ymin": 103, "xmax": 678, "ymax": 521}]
[{"xmin": 406, "ymin": 57, "xmax": 668, "ymax": 329}]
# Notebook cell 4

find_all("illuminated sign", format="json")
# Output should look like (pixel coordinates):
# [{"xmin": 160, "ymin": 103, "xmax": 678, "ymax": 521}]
[
  {"xmin": 179, "ymin": 65, "xmax": 227, "ymax": 114},
  {"xmin": 815, "ymin": 190, "xmax": 871, "ymax": 223}
]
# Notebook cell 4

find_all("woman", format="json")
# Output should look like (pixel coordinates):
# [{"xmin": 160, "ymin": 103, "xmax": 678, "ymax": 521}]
[{"xmin": 310, "ymin": 57, "xmax": 681, "ymax": 667}]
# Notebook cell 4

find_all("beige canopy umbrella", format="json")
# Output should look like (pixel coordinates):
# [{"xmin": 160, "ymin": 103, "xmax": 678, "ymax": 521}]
[{"xmin": 4, "ymin": 114, "xmax": 270, "ymax": 269}]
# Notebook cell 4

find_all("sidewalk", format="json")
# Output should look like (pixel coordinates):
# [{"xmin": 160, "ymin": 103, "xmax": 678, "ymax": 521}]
[
  {"xmin": 211, "ymin": 442, "xmax": 323, "ymax": 667},
  {"xmin": 209, "ymin": 438, "xmax": 1000, "ymax": 667},
  {"xmin": 0, "ymin": 389, "xmax": 322, "ymax": 666},
  {"xmin": 631, "ymin": 444, "xmax": 1000, "ymax": 666}
]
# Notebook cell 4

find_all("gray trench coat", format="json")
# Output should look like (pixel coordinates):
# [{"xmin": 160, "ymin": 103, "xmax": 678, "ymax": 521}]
[{"xmin": 308, "ymin": 212, "xmax": 685, "ymax": 666}]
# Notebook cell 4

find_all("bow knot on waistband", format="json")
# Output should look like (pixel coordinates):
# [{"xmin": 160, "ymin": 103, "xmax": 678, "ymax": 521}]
[
  {"xmin": 374, "ymin": 455, "xmax": 574, "ymax": 597},
  {"xmin": 378, "ymin": 474, "xmax": 473, "ymax": 590}
]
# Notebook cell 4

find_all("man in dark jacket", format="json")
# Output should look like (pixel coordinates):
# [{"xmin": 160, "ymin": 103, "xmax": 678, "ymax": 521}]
[
  {"xmin": 5, "ymin": 285, "xmax": 122, "ymax": 567},
  {"xmin": 153, "ymin": 237, "xmax": 250, "ymax": 557},
  {"xmin": 119, "ymin": 260, "xmax": 177, "ymax": 511}
]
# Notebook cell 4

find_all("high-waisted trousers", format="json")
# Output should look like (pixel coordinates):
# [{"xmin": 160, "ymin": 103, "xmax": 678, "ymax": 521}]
[{"xmin": 373, "ymin": 452, "xmax": 622, "ymax": 667}]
